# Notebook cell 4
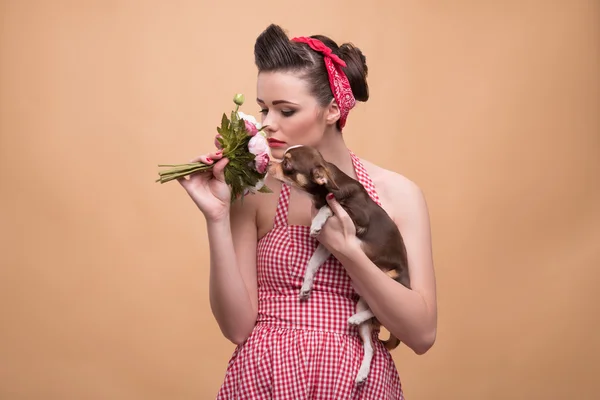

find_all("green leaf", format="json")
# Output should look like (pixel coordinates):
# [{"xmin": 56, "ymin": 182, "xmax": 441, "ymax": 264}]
[
  {"xmin": 221, "ymin": 113, "xmax": 230, "ymax": 133},
  {"xmin": 157, "ymin": 94, "xmax": 272, "ymax": 202}
]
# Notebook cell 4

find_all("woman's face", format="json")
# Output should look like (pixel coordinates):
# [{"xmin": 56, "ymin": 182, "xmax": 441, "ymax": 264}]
[{"xmin": 256, "ymin": 71, "xmax": 337, "ymax": 160}]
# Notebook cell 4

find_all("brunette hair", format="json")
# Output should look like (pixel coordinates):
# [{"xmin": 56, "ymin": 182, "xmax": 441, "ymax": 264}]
[{"xmin": 254, "ymin": 24, "xmax": 369, "ymax": 129}]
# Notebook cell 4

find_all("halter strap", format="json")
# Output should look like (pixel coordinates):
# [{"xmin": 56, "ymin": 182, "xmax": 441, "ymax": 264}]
[
  {"xmin": 350, "ymin": 150, "xmax": 381, "ymax": 206},
  {"xmin": 273, "ymin": 184, "xmax": 291, "ymax": 228}
]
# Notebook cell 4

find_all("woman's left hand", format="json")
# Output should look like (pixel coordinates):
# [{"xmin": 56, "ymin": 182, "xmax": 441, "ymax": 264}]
[{"xmin": 311, "ymin": 194, "xmax": 361, "ymax": 257}]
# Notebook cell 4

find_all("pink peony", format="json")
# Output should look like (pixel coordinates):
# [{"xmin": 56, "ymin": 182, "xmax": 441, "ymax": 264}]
[
  {"xmin": 254, "ymin": 152, "xmax": 270, "ymax": 174},
  {"xmin": 244, "ymin": 119, "xmax": 259, "ymax": 136},
  {"xmin": 238, "ymin": 111, "xmax": 261, "ymax": 137},
  {"xmin": 248, "ymin": 134, "xmax": 268, "ymax": 156}
]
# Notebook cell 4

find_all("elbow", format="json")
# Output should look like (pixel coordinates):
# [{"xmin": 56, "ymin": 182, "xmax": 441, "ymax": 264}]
[
  {"xmin": 228, "ymin": 333, "xmax": 250, "ymax": 346},
  {"xmin": 225, "ymin": 325, "xmax": 253, "ymax": 345},
  {"xmin": 223, "ymin": 314, "xmax": 257, "ymax": 346},
  {"xmin": 413, "ymin": 342, "xmax": 434, "ymax": 356},
  {"xmin": 411, "ymin": 327, "xmax": 437, "ymax": 355}
]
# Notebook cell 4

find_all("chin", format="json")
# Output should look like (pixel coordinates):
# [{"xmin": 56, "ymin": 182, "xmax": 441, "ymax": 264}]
[{"xmin": 267, "ymin": 147, "xmax": 286, "ymax": 161}]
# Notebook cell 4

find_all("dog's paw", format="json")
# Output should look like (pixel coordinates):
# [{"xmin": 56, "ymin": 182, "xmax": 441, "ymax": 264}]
[
  {"xmin": 309, "ymin": 224, "xmax": 321, "ymax": 238},
  {"xmin": 347, "ymin": 315, "xmax": 362, "ymax": 326},
  {"xmin": 309, "ymin": 219, "xmax": 324, "ymax": 237},
  {"xmin": 309, "ymin": 206, "xmax": 332, "ymax": 237},
  {"xmin": 355, "ymin": 365, "xmax": 370, "ymax": 384},
  {"xmin": 299, "ymin": 284, "xmax": 312, "ymax": 300}
]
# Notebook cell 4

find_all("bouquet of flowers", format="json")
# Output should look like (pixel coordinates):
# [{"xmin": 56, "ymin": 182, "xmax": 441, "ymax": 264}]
[{"xmin": 156, "ymin": 94, "xmax": 272, "ymax": 202}]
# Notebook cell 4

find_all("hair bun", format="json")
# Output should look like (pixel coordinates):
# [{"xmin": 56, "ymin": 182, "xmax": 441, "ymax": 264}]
[
  {"xmin": 338, "ymin": 43, "xmax": 369, "ymax": 102},
  {"xmin": 255, "ymin": 24, "xmax": 308, "ymax": 71}
]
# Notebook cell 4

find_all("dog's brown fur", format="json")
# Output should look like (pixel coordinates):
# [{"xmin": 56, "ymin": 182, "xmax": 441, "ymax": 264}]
[{"xmin": 268, "ymin": 145, "xmax": 411, "ymax": 350}]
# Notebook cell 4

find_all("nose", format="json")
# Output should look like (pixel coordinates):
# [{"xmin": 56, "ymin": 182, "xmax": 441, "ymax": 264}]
[{"xmin": 261, "ymin": 112, "xmax": 277, "ymax": 134}]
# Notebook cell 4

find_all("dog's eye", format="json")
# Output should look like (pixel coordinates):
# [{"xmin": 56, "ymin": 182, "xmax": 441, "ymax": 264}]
[{"xmin": 282, "ymin": 159, "xmax": 293, "ymax": 173}]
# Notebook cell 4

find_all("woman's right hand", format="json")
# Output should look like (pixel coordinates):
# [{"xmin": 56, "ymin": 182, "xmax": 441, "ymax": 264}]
[{"xmin": 177, "ymin": 149, "xmax": 231, "ymax": 223}]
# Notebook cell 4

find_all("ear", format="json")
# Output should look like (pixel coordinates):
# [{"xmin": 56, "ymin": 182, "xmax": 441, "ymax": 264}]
[
  {"xmin": 311, "ymin": 165, "xmax": 339, "ymax": 190},
  {"xmin": 325, "ymin": 99, "xmax": 341, "ymax": 126}
]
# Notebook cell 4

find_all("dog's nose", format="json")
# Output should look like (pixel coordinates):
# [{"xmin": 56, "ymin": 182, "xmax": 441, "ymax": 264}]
[
  {"xmin": 266, "ymin": 158, "xmax": 280, "ymax": 175},
  {"xmin": 267, "ymin": 157, "xmax": 281, "ymax": 166}
]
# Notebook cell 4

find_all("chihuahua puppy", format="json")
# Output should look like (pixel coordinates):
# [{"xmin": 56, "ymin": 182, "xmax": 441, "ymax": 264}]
[{"xmin": 268, "ymin": 145, "xmax": 411, "ymax": 384}]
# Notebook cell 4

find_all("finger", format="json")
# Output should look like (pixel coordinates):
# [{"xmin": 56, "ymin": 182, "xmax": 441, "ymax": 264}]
[
  {"xmin": 326, "ymin": 194, "xmax": 356, "ymax": 234},
  {"xmin": 327, "ymin": 194, "xmax": 354, "ymax": 225},
  {"xmin": 189, "ymin": 154, "xmax": 214, "ymax": 164},
  {"xmin": 177, "ymin": 175, "xmax": 190, "ymax": 190},
  {"xmin": 212, "ymin": 157, "xmax": 230, "ymax": 183},
  {"xmin": 325, "ymin": 193, "xmax": 346, "ymax": 216},
  {"xmin": 189, "ymin": 150, "xmax": 223, "ymax": 164},
  {"xmin": 209, "ymin": 149, "xmax": 224, "ymax": 160}
]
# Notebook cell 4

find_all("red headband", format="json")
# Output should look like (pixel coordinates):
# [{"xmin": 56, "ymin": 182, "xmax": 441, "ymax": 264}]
[{"xmin": 291, "ymin": 36, "xmax": 356, "ymax": 130}]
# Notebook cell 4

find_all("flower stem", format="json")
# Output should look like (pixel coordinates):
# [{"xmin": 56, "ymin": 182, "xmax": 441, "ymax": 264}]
[{"xmin": 155, "ymin": 162, "xmax": 213, "ymax": 183}]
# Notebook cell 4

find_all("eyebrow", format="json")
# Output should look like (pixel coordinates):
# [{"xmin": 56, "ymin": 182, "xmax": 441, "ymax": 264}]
[{"xmin": 256, "ymin": 98, "xmax": 299, "ymax": 106}]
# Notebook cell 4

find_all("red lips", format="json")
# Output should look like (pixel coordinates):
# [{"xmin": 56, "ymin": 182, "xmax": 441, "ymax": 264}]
[{"xmin": 267, "ymin": 138, "xmax": 286, "ymax": 148}]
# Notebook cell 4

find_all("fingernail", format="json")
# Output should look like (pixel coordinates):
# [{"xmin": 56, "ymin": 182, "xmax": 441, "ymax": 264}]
[
  {"xmin": 215, "ymin": 150, "xmax": 222, "ymax": 156},
  {"xmin": 327, "ymin": 193, "xmax": 334, "ymax": 200},
  {"xmin": 206, "ymin": 158, "xmax": 212, "ymax": 162}
]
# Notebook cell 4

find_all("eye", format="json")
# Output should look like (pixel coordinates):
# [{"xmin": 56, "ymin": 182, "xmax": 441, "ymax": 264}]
[
  {"xmin": 282, "ymin": 158, "xmax": 293, "ymax": 173},
  {"xmin": 281, "ymin": 110, "xmax": 296, "ymax": 117},
  {"xmin": 259, "ymin": 108, "xmax": 268, "ymax": 115}
]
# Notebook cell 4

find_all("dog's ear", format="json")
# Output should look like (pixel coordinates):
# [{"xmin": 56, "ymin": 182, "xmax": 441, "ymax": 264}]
[{"xmin": 311, "ymin": 165, "xmax": 339, "ymax": 190}]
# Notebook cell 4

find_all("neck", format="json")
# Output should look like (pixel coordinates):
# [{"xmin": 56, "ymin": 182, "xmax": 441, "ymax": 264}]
[{"xmin": 314, "ymin": 128, "xmax": 356, "ymax": 178}]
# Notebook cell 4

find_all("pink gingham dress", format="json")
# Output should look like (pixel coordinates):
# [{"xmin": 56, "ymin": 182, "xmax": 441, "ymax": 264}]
[{"xmin": 216, "ymin": 151, "xmax": 405, "ymax": 399}]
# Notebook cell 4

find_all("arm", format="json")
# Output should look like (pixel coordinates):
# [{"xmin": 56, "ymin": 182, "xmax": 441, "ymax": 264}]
[
  {"xmin": 177, "ymin": 152, "xmax": 259, "ymax": 345},
  {"xmin": 207, "ymin": 197, "xmax": 259, "ymax": 345},
  {"xmin": 322, "ymin": 179, "xmax": 437, "ymax": 355}
]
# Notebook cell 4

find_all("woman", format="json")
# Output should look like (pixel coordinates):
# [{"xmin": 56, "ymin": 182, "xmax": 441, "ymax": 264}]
[{"xmin": 178, "ymin": 24, "xmax": 437, "ymax": 399}]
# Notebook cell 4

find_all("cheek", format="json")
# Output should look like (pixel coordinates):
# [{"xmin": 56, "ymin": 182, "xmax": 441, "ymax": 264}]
[{"xmin": 285, "ymin": 111, "xmax": 324, "ymax": 143}]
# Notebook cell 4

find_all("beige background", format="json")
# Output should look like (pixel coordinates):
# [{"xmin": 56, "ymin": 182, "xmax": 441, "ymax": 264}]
[{"xmin": 1, "ymin": 1, "xmax": 599, "ymax": 399}]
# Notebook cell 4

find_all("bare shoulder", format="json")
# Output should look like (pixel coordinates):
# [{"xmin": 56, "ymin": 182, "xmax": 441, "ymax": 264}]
[
  {"xmin": 359, "ymin": 158, "xmax": 430, "ymax": 225},
  {"xmin": 235, "ymin": 176, "xmax": 284, "ymax": 240},
  {"xmin": 229, "ymin": 187, "xmax": 262, "ymax": 224}
]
